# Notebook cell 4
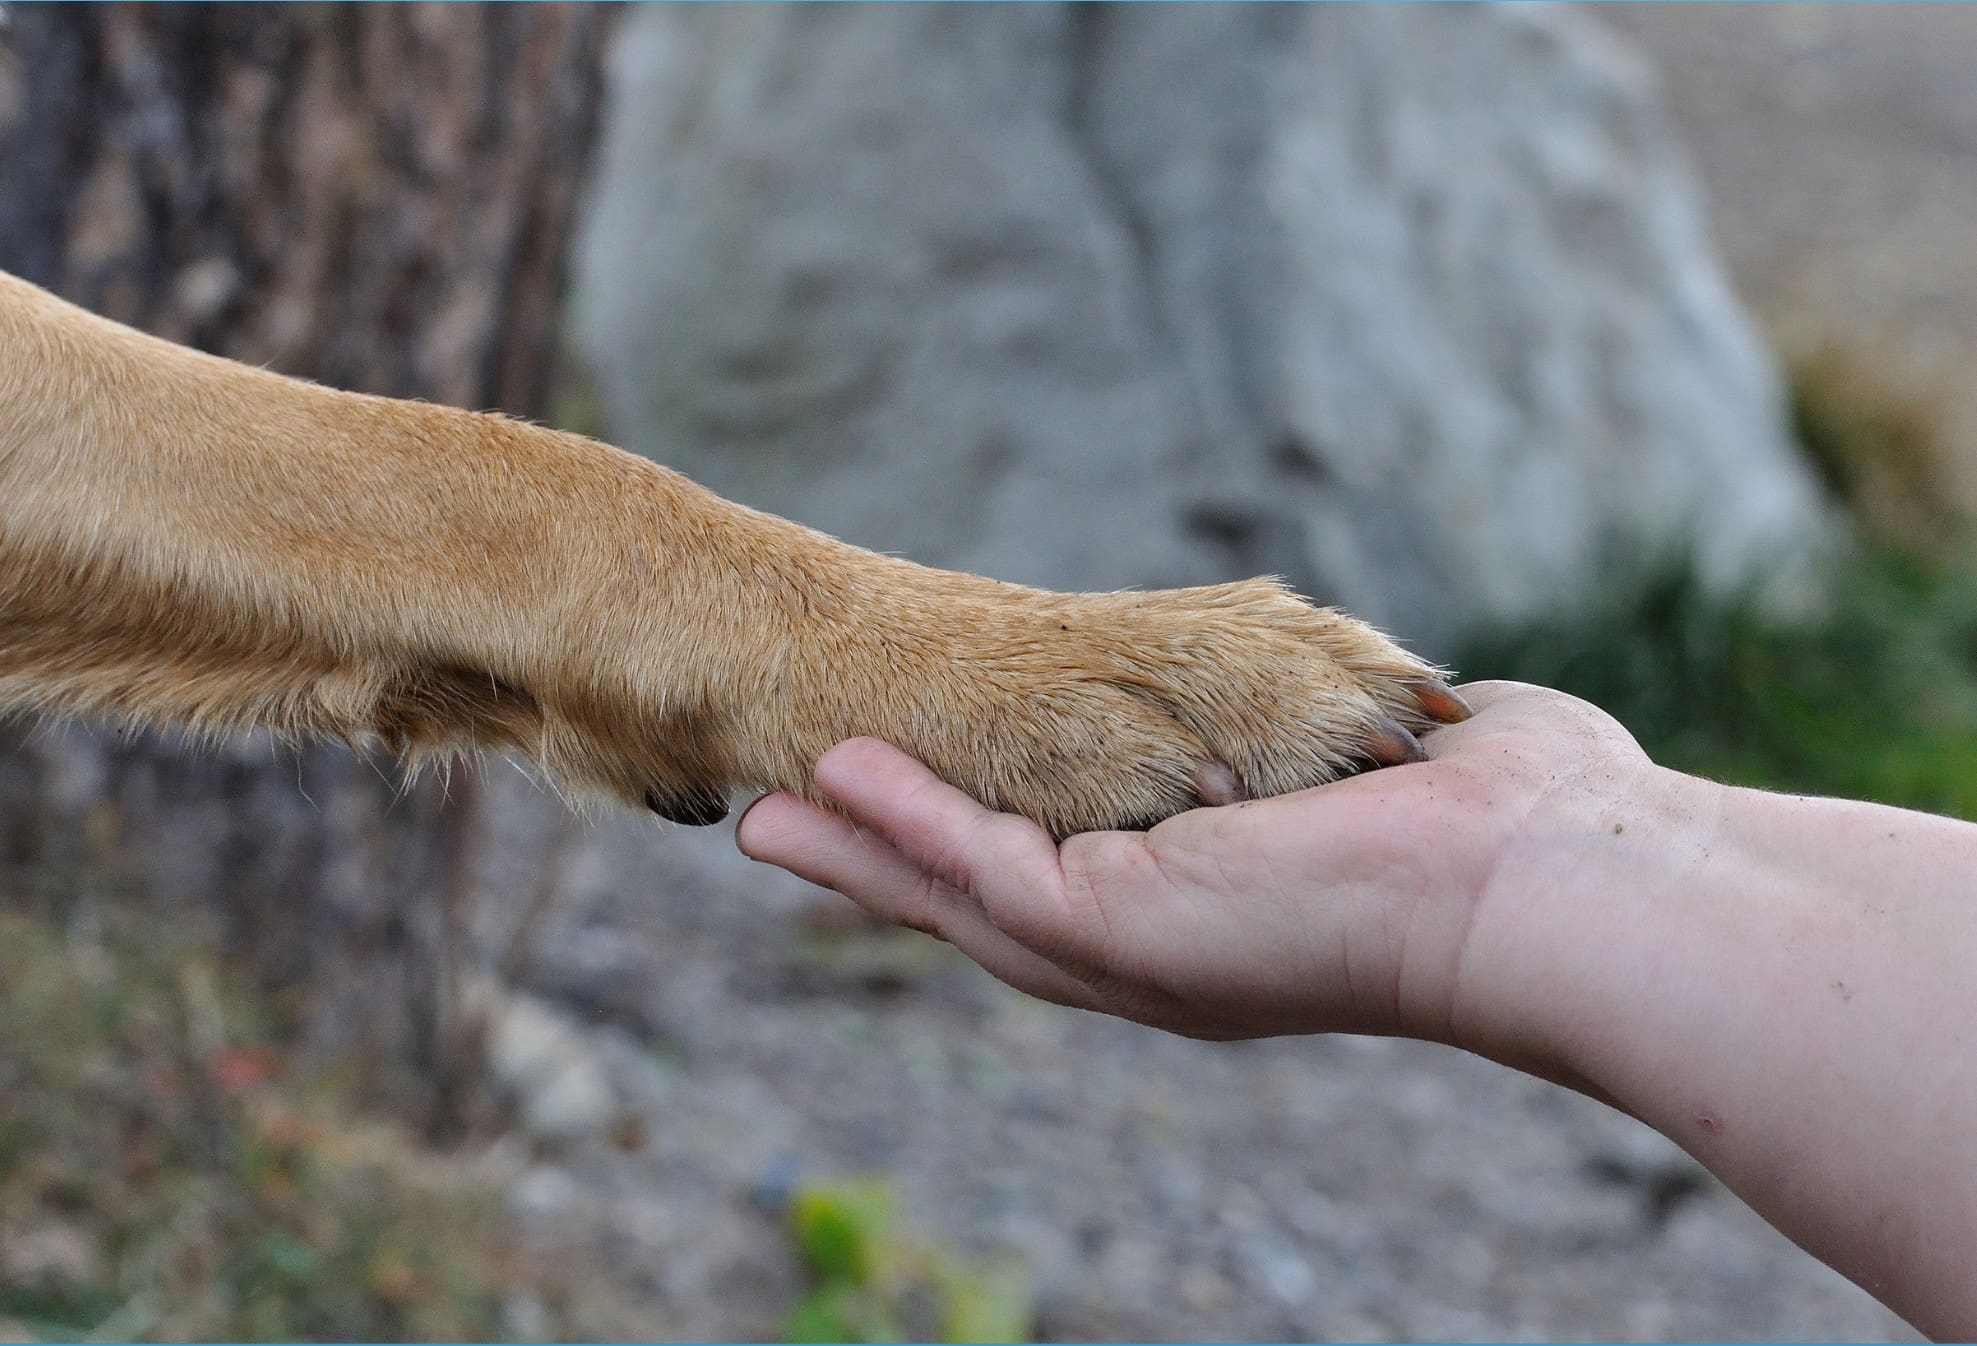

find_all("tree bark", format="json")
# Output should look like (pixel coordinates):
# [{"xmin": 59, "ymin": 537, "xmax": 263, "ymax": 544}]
[{"xmin": 0, "ymin": 1, "xmax": 613, "ymax": 1132}]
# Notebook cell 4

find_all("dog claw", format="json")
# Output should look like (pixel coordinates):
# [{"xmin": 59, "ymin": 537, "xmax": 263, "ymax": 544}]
[
  {"xmin": 1360, "ymin": 717, "xmax": 1426, "ymax": 767},
  {"xmin": 645, "ymin": 783, "xmax": 731, "ymax": 826},
  {"xmin": 1192, "ymin": 761, "xmax": 1245, "ymax": 808},
  {"xmin": 1405, "ymin": 679, "xmax": 1473, "ymax": 725}
]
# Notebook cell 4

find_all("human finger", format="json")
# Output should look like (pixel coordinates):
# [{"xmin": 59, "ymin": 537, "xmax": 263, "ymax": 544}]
[
  {"xmin": 734, "ymin": 790, "xmax": 1107, "ymax": 1010},
  {"xmin": 811, "ymin": 738, "xmax": 1065, "ymax": 908}
]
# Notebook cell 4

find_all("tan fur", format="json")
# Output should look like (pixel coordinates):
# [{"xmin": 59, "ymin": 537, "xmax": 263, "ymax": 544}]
[{"xmin": 0, "ymin": 270, "xmax": 1464, "ymax": 839}]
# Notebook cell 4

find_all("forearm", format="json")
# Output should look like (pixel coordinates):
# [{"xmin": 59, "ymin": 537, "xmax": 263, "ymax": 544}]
[{"xmin": 1492, "ymin": 771, "xmax": 1977, "ymax": 1334}]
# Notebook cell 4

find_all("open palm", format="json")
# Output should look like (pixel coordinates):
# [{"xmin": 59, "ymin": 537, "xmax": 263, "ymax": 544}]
[{"xmin": 736, "ymin": 681, "xmax": 1654, "ymax": 1046}]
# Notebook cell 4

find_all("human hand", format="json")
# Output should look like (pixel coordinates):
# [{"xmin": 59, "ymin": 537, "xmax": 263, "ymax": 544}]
[
  {"xmin": 735, "ymin": 681, "xmax": 1662, "ymax": 1052},
  {"xmin": 741, "ymin": 682, "xmax": 1977, "ymax": 1336}
]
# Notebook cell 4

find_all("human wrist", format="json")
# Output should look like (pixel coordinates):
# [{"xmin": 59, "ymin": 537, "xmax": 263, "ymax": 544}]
[{"xmin": 1445, "ymin": 755, "xmax": 1732, "ymax": 1088}]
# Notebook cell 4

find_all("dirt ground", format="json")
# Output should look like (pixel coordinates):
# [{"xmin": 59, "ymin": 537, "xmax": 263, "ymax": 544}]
[{"xmin": 487, "ymin": 8, "xmax": 1969, "ymax": 1339}]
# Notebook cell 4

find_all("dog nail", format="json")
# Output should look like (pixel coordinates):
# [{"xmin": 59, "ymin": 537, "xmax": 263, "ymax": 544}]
[
  {"xmin": 1361, "ymin": 718, "xmax": 1425, "ymax": 767},
  {"xmin": 1192, "ymin": 762, "xmax": 1245, "ymax": 807},
  {"xmin": 1406, "ymin": 679, "xmax": 1473, "ymax": 724},
  {"xmin": 645, "ymin": 784, "xmax": 731, "ymax": 826}
]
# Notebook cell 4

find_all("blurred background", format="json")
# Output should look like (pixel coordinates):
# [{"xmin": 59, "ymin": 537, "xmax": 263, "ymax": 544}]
[{"xmin": 0, "ymin": 3, "xmax": 1965, "ymax": 1339}]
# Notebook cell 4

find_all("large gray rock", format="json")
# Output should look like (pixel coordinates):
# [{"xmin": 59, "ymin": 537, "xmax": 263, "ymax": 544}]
[{"xmin": 573, "ymin": 3, "xmax": 1830, "ymax": 654}]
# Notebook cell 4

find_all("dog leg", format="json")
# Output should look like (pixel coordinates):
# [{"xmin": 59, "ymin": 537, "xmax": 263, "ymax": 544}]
[{"xmin": 0, "ymin": 271, "xmax": 1466, "ymax": 838}]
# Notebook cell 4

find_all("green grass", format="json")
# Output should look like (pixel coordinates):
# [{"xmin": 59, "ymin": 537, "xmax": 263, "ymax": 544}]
[{"xmin": 1458, "ymin": 549, "xmax": 1977, "ymax": 819}]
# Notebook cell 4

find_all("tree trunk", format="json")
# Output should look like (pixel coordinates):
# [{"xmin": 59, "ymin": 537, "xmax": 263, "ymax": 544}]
[{"xmin": 0, "ymin": 2, "xmax": 613, "ymax": 1133}]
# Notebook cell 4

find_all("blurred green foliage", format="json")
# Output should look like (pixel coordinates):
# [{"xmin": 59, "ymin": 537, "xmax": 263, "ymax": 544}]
[
  {"xmin": 1465, "ymin": 346, "xmax": 1977, "ymax": 820},
  {"xmin": 785, "ymin": 1178, "xmax": 1032, "ymax": 1344},
  {"xmin": 0, "ymin": 904, "xmax": 555, "ymax": 1342},
  {"xmin": 1460, "ymin": 550, "xmax": 1977, "ymax": 820}
]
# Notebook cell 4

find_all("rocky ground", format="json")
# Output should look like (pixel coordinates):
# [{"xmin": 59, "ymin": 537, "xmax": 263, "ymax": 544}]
[{"xmin": 468, "ymin": 768, "xmax": 1909, "ymax": 1342}]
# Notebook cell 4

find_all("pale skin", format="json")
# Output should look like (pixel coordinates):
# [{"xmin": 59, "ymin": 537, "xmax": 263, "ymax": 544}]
[{"xmin": 736, "ymin": 681, "xmax": 1977, "ymax": 1339}]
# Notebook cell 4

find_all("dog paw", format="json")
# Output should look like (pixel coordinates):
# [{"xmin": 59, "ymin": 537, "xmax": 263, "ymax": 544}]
[{"xmin": 828, "ymin": 576, "xmax": 1470, "ymax": 839}]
